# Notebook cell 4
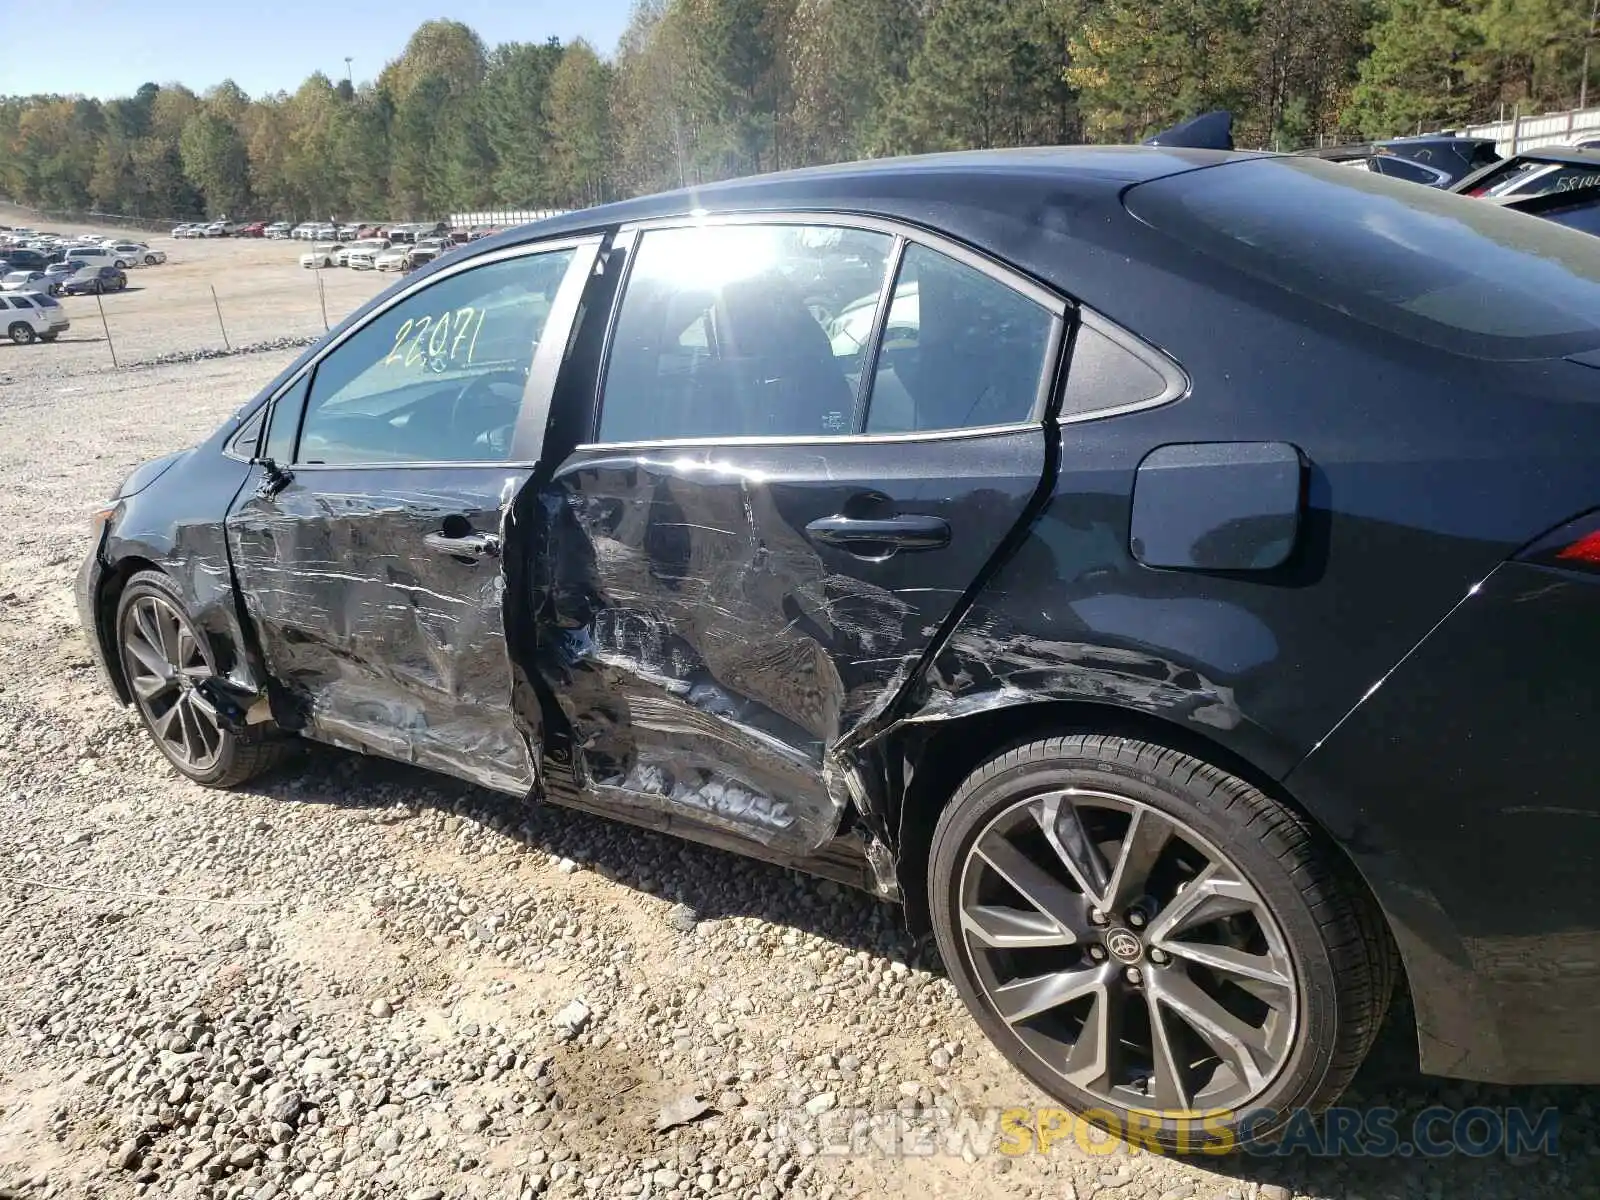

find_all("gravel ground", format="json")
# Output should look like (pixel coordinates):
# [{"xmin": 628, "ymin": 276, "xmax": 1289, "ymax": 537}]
[{"xmin": 0, "ymin": 225, "xmax": 1596, "ymax": 1200}]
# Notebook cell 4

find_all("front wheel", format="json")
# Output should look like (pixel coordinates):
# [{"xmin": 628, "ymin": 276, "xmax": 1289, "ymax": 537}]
[
  {"xmin": 145, "ymin": 254, "xmax": 158, "ymax": 266},
  {"xmin": 115, "ymin": 570, "xmax": 289, "ymax": 788},
  {"xmin": 928, "ymin": 734, "xmax": 1393, "ymax": 1154},
  {"xmin": 9, "ymin": 322, "xmax": 35, "ymax": 345}
]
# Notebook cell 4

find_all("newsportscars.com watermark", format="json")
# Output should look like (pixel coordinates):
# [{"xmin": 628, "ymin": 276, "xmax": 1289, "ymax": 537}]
[{"xmin": 761, "ymin": 1105, "xmax": 1561, "ymax": 1159}]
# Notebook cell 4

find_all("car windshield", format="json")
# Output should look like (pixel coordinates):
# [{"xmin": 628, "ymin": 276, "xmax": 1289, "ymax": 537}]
[{"xmin": 1128, "ymin": 156, "xmax": 1600, "ymax": 359}]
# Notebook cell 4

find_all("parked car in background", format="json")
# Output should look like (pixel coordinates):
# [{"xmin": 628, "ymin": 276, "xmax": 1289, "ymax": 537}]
[
  {"xmin": 64, "ymin": 246, "xmax": 122, "ymax": 271},
  {"xmin": 0, "ymin": 247, "xmax": 51, "ymax": 272},
  {"xmin": 290, "ymin": 224, "xmax": 317, "ymax": 240},
  {"xmin": 336, "ymin": 239, "xmax": 389, "ymax": 268},
  {"xmin": 237, "ymin": 222, "xmax": 267, "ymax": 238},
  {"xmin": 61, "ymin": 265, "xmax": 126, "ymax": 295},
  {"xmin": 1300, "ymin": 135, "xmax": 1500, "ymax": 187},
  {"xmin": 299, "ymin": 242, "xmax": 340, "ymax": 269},
  {"xmin": 2, "ymin": 290, "xmax": 68, "ymax": 342},
  {"xmin": 402, "ymin": 245, "xmax": 439, "ymax": 272},
  {"xmin": 1, "ymin": 269, "xmax": 49, "ymax": 292},
  {"xmin": 75, "ymin": 148, "xmax": 1600, "ymax": 1153},
  {"xmin": 372, "ymin": 246, "xmax": 410, "ymax": 271},
  {"xmin": 264, "ymin": 222, "xmax": 291, "ymax": 239},
  {"xmin": 42, "ymin": 260, "xmax": 78, "ymax": 290},
  {"xmin": 106, "ymin": 243, "xmax": 163, "ymax": 268},
  {"xmin": 344, "ymin": 240, "xmax": 391, "ymax": 271},
  {"xmin": 1454, "ymin": 146, "xmax": 1600, "ymax": 199},
  {"xmin": 1497, "ymin": 179, "xmax": 1600, "ymax": 237}
]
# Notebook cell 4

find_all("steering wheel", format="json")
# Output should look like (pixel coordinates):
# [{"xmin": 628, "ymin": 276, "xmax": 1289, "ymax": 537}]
[{"xmin": 447, "ymin": 368, "xmax": 527, "ymax": 457}]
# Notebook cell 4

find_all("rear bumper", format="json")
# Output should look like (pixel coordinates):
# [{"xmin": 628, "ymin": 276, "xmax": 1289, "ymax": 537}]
[{"xmin": 1288, "ymin": 559, "xmax": 1600, "ymax": 1085}]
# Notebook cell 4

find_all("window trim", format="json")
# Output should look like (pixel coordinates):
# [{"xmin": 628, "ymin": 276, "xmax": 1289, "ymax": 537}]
[
  {"xmin": 1059, "ymin": 308, "xmax": 1189, "ymax": 425},
  {"xmin": 246, "ymin": 234, "xmax": 604, "ymax": 472},
  {"xmin": 581, "ymin": 211, "xmax": 1069, "ymax": 451}
]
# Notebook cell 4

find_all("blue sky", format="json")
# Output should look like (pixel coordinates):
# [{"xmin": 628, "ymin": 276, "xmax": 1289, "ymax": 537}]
[{"xmin": 4, "ymin": 0, "xmax": 636, "ymax": 100}]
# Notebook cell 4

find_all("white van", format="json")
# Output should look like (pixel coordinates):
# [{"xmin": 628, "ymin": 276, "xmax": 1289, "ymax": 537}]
[{"xmin": 63, "ymin": 245, "xmax": 122, "ymax": 269}]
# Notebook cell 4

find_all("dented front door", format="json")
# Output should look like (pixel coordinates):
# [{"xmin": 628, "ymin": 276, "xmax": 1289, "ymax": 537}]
[{"xmin": 225, "ymin": 238, "xmax": 601, "ymax": 795}]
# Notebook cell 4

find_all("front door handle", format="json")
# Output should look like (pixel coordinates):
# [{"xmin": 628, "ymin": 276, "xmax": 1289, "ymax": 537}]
[
  {"xmin": 423, "ymin": 530, "xmax": 501, "ymax": 561},
  {"xmin": 804, "ymin": 513, "xmax": 951, "ymax": 553}
]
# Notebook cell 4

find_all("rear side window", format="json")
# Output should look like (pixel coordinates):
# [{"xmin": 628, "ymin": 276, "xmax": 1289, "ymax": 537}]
[
  {"xmin": 598, "ymin": 224, "xmax": 893, "ymax": 442},
  {"xmin": 9, "ymin": 296, "xmax": 32, "ymax": 309},
  {"xmin": 864, "ymin": 243, "xmax": 1054, "ymax": 434},
  {"xmin": 1128, "ymin": 157, "xmax": 1600, "ymax": 359}
]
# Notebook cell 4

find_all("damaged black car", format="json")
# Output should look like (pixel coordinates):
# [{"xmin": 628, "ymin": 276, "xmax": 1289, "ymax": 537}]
[{"xmin": 78, "ymin": 147, "xmax": 1600, "ymax": 1151}]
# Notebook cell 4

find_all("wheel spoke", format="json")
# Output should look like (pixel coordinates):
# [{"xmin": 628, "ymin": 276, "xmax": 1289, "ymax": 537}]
[
  {"xmin": 1060, "ymin": 979, "xmax": 1122, "ymax": 1092},
  {"xmin": 1156, "ymin": 940, "xmax": 1291, "ymax": 990},
  {"xmin": 152, "ymin": 700, "xmax": 183, "ymax": 745},
  {"xmin": 1145, "ymin": 865, "xmax": 1259, "ymax": 945},
  {"xmin": 962, "ymin": 903, "xmax": 1079, "ymax": 949},
  {"xmin": 176, "ymin": 626, "xmax": 207, "ymax": 675},
  {"xmin": 126, "ymin": 633, "xmax": 171, "ymax": 684},
  {"xmin": 1150, "ymin": 969, "xmax": 1274, "ymax": 1094},
  {"xmin": 129, "ymin": 670, "xmax": 173, "ymax": 701},
  {"xmin": 185, "ymin": 696, "xmax": 219, "ymax": 762},
  {"xmin": 1104, "ymin": 806, "xmax": 1173, "ymax": 913},
  {"xmin": 991, "ymin": 963, "xmax": 1105, "ymax": 1025},
  {"xmin": 1032, "ymin": 793, "xmax": 1112, "ymax": 903},
  {"xmin": 1144, "ymin": 990, "xmax": 1193, "ymax": 1111},
  {"xmin": 973, "ymin": 831, "xmax": 1089, "ymax": 938}
]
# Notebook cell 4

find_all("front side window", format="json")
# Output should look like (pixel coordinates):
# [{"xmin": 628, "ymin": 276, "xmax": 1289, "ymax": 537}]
[
  {"xmin": 864, "ymin": 244, "xmax": 1055, "ymax": 434},
  {"xmin": 294, "ymin": 248, "xmax": 577, "ymax": 465},
  {"xmin": 598, "ymin": 224, "xmax": 894, "ymax": 442}
]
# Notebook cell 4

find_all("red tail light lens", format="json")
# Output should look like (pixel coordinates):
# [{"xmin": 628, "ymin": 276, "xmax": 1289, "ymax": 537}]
[{"xmin": 1519, "ymin": 511, "xmax": 1600, "ymax": 572}]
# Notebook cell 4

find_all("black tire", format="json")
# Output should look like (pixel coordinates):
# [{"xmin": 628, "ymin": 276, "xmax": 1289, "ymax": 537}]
[
  {"xmin": 144, "ymin": 254, "xmax": 157, "ymax": 266},
  {"xmin": 115, "ymin": 570, "xmax": 291, "ymax": 788},
  {"xmin": 928, "ymin": 733, "xmax": 1392, "ymax": 1155},
  {"xmin": 9, "ymin": 321, "xmax": 34, "ymax": 345}
]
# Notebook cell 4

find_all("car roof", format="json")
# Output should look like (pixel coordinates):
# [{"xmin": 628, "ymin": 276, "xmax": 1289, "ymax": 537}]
[{"xmin": 480, "ymin": 145, "xmax": 1255, "ymax": 248}]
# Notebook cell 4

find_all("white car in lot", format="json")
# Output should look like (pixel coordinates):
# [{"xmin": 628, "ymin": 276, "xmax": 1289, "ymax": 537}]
[
  {"xmin": 63, "ymin": 246, "xmax": 122, "ymax": 269},
  {"xmin": 2, "ymin": 290, "xmax": 69, "ymax": 343},
  {"xmin": 107, "ymin": 243, "xmax": 165, "ymax": 267},
  {"xmin": 344, "ymin": 240, "xmax": 392, "ymax": 270},
  {"xmin": 373, "ymin": 246, "xmax": 411, "ymax": 272},
  {"xmin": 299, "ymin": 241, "xmax": 341, "ymax": 269},
  {"xmin": 335, "ymin": 238, "xmax": 389, "ymax": 267},
  {"xmin": 1, "ymin": 269, "xmax": 50, "ymax": 292},
  {"xmin": 264, "ymin": 222, "xmax": 291, "ymax": 239}
]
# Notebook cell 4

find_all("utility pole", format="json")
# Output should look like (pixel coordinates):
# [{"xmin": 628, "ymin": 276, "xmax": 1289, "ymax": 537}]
[
  {"xmin": 344, "ymin": 56, "xmax": 353, "ymax": 87},
  {"xmin": 1584, "ymin": 0, "xmax": 1599, "ymax": 110}
]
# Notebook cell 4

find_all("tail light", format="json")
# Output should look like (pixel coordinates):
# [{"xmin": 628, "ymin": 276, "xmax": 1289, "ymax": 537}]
[{"xmin": 1518, "ymin": 510, "xmax": 1600, "ymax": 573}]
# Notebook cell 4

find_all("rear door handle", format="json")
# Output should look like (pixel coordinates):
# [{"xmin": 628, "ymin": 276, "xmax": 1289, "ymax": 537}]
[
  {"xmin": 804, "ymin": 513, "xmax": 951, "ymax": 553},
  {"xmin": 423, "ymin": 530, "xmax": 501, "ymax": 561}
]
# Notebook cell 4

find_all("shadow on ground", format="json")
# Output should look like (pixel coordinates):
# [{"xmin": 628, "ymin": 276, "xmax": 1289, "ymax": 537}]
[{"xmin": 246, "ymin": 743, "xmax": 1600, "ymax": 1197}]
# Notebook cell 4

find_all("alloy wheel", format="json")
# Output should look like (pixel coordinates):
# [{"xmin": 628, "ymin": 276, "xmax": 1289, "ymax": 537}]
[
  {"xmin": 956, "ymin": 788, "xmax": 1298, "ymax": 1113},
  {"xmin": 120, "ymin": 594, "xmax": 224, "ymax": 773}
]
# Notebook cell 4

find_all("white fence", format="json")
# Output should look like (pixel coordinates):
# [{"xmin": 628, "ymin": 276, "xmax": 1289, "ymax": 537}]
[
  {"xmin": 449, "ymin": 208, "xmax": 569, "ymax": 229},
  {"xmin": 1454, "ymin": 106, "xmax": 1600, "ymax": 154}
]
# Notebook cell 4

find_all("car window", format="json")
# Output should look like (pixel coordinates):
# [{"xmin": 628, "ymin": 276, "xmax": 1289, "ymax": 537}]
[
  {"xmin": 597, "ymin": 224, "xmax": 893, "ymax": 442},
  {"xmin": 1532, "ymin": 193, "xmax": 1600, "ymax": 237},
  {"xmin": 1373, "ymin": 157, "xmax": 1442, "ymax": 185},
  {"xmin": 9, "ymin": 296, "xmax": 32, "ymax": 309},
  {"xmin": 1128, "ymin": 156, "xmax": 1600, "ymax": 359},
  {"xmin": 262, "ymin": 376, "xmax": 309, "ymax": 464},
  {"xmin": 863, "ymin": 243, "xmax": 1054, "ymax": 434},
  {"xmin": 294, "ymin": 248, "xmax": 576, "ymax": 465}
]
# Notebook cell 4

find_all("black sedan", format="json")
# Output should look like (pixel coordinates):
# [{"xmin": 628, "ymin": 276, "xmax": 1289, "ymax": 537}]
[
  {"xmin": 61, "ymin": 265, "xmax": 126, "ymax": 296},
  {"xmin": 76, "ymin": 148, "xmax": 1600, "ymax": 1152}
]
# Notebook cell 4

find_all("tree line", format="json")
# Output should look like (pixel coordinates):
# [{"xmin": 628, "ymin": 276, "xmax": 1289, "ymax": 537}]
[{"xmin": 1, "ymin": 0, "xmax": 1595, "ymax": 222}]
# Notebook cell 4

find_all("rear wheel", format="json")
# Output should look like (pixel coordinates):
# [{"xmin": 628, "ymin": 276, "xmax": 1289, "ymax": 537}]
[
  {"xmin": 144, "ymin": 254, "xmax": 158, "ymax": 266},
  {"xmin": 115, "ymin": 570, "xmax": 289, "ymax": 788},
  {"xmin": 9, "ymin": 322, "xmax": 35, "ymax": 345},
  {"xmin": 928, "ymin": 734, "xmax": 1392, "ymax": 1154}
]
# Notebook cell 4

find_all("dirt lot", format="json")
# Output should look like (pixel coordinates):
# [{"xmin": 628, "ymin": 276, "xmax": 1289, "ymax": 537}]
[{"xmin": 0, "ymin": 213, "xmax": 1594, "ymax": 1200}]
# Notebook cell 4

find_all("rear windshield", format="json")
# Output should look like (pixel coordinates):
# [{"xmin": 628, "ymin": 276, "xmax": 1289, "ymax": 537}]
[{"xmin": 1127, "ymin": 156, "xmax": 1600, "ymax": 359}]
